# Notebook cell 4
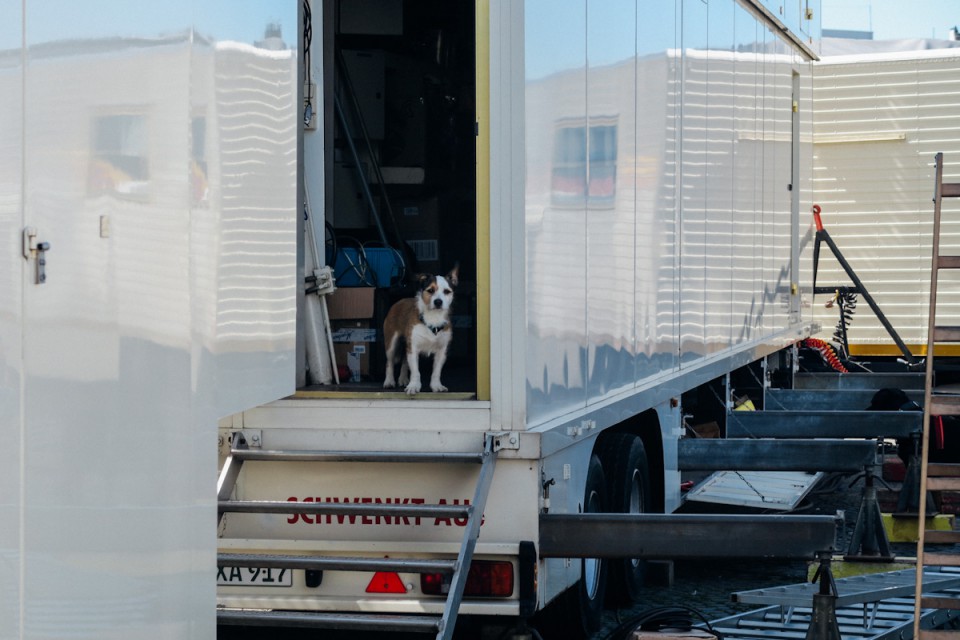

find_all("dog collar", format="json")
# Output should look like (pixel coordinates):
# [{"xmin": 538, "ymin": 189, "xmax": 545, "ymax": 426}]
[{"xmin": 419, "ymin": 313, "xmax": 448, "ymax": 335}]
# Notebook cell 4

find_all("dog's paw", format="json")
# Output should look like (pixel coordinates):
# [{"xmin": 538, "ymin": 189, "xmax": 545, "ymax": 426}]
[
  {"xmin": 430, "ymin": 382, "xmax": 448, "ymax": 393},
  {"xmin": 383, "ymin": 378, "xmax": 396, "ymax": 389},
  {"xmin": 398, "ymin": 373, "xmax": 409, "ymax": 386},
  {"xmin": 404, "ymin": 382, "xmax": 421, "ymax": 395}
]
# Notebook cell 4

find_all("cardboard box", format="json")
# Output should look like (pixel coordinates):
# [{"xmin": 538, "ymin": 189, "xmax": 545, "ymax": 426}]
[
  {"xmin": 331, "ymin": 320, "xmax": 377, "ymax": 380},
  {"xmin": 327, "ymin": 287, "xmax": 375, "ymax": 320}
]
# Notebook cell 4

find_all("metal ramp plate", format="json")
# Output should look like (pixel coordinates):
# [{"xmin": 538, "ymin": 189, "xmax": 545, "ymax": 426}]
[
  {"xmin": 709, "ymin": 569, "xmax": 960, "ymax": 640},
  {"xmin": 683, "ymin": 471, "xmax": 822, "ymax": 511},
  {"xmin": 733, "ymin": 569, "xmax": 960, "ymax": 608}
]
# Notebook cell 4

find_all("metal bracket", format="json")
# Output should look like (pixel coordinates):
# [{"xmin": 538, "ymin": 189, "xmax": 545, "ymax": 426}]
[
  {"xmin": 488, "ymin": 432, "xmax": 519, "ymax": 452},
  {"xmin": 228, "ymin": 429, "xmax": 262, "ymax": 451}
]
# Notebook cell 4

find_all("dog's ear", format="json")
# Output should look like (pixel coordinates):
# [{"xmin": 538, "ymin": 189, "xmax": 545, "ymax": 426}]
[
  {"xmin": 446, "ymin": 263, "xmax": 459, "ymax": 288},
  {"xmin": 415, "ymin": 273, "xmax": 430, "ymax": 291}
]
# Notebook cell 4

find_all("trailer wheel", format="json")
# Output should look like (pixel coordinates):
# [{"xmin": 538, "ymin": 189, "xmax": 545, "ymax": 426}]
[
  {"xmin": 534, "ymin": 454, "xmax": 607, "ymax": 639},
  {"xmin": 600, "ymin": 433, "xmax": 651, "ymax": 606}
]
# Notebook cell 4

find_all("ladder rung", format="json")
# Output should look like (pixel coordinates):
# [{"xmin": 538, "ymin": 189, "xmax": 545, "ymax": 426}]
[
  {"xmin": 934, "ymin": 327, "xmax": 960, "ymax": 343},
  {"xmin": 943, "ymin": 182, "xmax": 960, "ymax": 198},
  {"xmin": 232, "ymin": 449, "xmax": 485, "ymax": 464},
  {"xmin": 218, "ymin": 552, "xmax": 457, "ymax": 574},
  {"xmin": 220, "ymin": 499, "xmax": 471, "ymax": 520},
  {"xmin": 921, "ymin": 595, "xmax": 960, "ymax": 610},
  {"xmin": 919, "ymin": 631, "xmax": 960, "ymax": 640},
  {"xmin": 929, "ymin": 463, "xmax": 960, "ymax": 477},
  {"xmin": 217, "ymin": 608, "xmax": 441, "ymax": 633},
  {"xmin": 921, "ymin": 552, "xmax": 960, "ymax": 567},
  {"xmin": 927, "ymin": 477, "xmax": 960, "ymax": 491},
  {"xmin": 938, "ymin": 256, "xmax": 960, "ymax": 270},
  {"xmin": 930, "ymin": 395, "xmax": 960, "ymax": 415},
  {"xmin": 924, "ymin": 530, "xmax": 960, "ymax": 544}
]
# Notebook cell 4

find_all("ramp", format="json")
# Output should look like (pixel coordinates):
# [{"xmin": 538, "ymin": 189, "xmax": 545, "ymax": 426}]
[{"xmin": 683, "ymin": 471, "xmax": 823, "ymax": 511}]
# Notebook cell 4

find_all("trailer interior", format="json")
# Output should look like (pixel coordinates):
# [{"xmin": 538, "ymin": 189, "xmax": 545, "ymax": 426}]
[{"xmin": 308, "ymin": 0, "xmax": 479, "ymax": 397}]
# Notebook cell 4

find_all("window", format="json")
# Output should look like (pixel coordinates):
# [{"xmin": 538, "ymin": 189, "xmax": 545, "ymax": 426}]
[
  {"xmin": 87, "ymin": 114, "xmax": 149, "ymax": 198},
  {"xmin": 550, "ymin": 120, "xmax": 617, "ymax": 208}
]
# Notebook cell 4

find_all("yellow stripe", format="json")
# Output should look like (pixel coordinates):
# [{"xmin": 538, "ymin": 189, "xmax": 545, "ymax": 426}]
[
  {"xmin": 475, "ymin": 0, "xmax": 491, "ymax": 402},
  {"xmin": 848, "ymin": 344, "xmax": 960, "ymax": 357}
]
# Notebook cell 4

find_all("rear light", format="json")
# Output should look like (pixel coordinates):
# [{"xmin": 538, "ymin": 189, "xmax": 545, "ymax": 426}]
[
  {"xmin": 366, "ymin": 571, "xmax": 408, "ymax": 594},
  {"xmin": 420, "ymin": 561, "xmax": 514, "ymax": 597}
]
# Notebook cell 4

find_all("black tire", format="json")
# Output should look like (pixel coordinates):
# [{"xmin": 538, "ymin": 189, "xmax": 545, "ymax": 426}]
[
  {"xmin": 533, "ymin": 454, "xmax": 608, "ymax": 639},
  {"xmin": 600, "ymin": 433, "xmax": 652, "ymax": 606}
]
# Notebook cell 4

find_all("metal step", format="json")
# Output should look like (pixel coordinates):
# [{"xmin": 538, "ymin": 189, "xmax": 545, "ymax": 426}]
[
  {"xmin": 726, "ymin": 410, "xmax": 921, "ymax": 439},
  {"xmin": 218, "ymin": 552, "xmax": 457, "ymax": 574},
  {"xmin": 231, "ymin": 448, "xmax": 485, "ymax": 464},
  {"xmin": 794, "ymin": 372, "xmax": 925, "ymax": 391},
  {"xmin": 677, "ymin": 438, "xmax": 876, "ymax": 472},
  {"xmin": 217, "ymin": 609, "xmax": 441, "ymax": 633},
  {"xmin": 765, "ymin": 388, "xmax": 923, "ymax": 411}
]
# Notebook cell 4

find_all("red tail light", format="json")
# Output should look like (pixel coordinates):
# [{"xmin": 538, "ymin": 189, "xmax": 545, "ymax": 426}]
[
  {"xmin": 366, "ymin": 571, "xmax": 407, "ymax": 594},
  {"xmin": 421, "ymin": 561, "xmax": 514, "ymax": 597}
]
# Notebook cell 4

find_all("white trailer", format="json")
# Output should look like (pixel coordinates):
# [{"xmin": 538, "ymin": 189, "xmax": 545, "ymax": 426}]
[
  {"xmin": 810, "ymin": 44, "xmax": 960, "ymax": 357},
  {"xmin": 0, "ymin": 0, "xmax": 830, "ymax": 639},
  {"xmin": 217, "ymin": 0, "xmax": 824, "ymax": 638},
  {"xmin": 1, "ymin": 1, "xmax": 298, "ymax": 638}
]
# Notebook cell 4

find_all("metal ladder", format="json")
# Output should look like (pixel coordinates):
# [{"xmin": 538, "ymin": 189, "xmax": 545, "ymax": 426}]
[
  {"xmin": 914, "ymin": 152, "xmax": 960, "ymax": 639},
  {"xmin": 216, "ymin": 433, "xmax": 499, "ymax": 640}
]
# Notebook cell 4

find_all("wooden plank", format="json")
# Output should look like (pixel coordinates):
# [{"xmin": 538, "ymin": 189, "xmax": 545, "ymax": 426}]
[
  {"xmin": 921, "ymin": 552, "xmax": 960, "ymax": 566},
  {"xmin": 921, "ymin": 595, "xmax": 960, "ymax": 610},
  {"xmin": 927, "ymin": 477, "xmax": 960, "ymax": 491},
  {"xmin": 938, "ymin": 256, "xmax": 960, "ymax": 270},
  {"xmin": 942, "ymin": 182, "xmax": 960, "ymax": 198},
  {"xmin": 934, "ymin": 327, "xmax": 960, "ymax": 343},
  {"xmin": 924, "ymin": 530, "xmax": 960, "ymax": 544},
  {"xmin": 931, "ymin": 396, "xmax": 960, "ymax": 415},
  {"xmin": 929, "ymin": 463, "xmax": 960, "ymax": 477}
]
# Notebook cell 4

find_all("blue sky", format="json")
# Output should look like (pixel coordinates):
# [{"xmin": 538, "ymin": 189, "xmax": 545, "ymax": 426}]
[{"xmin": 823, "ymin": 0, "xmax": 959, "ymax": 40}]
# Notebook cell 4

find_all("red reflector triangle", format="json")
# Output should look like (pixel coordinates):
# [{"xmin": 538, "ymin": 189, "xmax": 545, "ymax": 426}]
[{"xmin": 366, "ymin": 572, "xmax": 407, "ymax": 594}]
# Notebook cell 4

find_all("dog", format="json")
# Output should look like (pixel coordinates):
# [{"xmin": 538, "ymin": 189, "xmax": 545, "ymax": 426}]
[{"xmin": 383, "ymin": 266, "xmax": 458, "ymax": 395}]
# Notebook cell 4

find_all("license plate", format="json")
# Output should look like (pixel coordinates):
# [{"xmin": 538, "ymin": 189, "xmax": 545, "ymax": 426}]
[{"xmin": 217, "ymin": 566, "xmax": 292, "ymax": 587}]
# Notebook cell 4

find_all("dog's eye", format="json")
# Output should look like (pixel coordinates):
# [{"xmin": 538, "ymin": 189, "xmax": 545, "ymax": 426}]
[{"xmin": 444, "ymin": 289, "xmax": 452, "ymax": 295}]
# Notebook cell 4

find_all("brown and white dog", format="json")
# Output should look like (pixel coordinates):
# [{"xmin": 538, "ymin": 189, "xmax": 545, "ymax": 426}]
[{"xmin": 383, "ymin": 266, "xmax": 458, "ymax": 395}]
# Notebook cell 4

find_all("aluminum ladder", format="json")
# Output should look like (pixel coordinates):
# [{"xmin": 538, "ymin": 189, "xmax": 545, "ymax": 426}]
[
  {"xmin": 216, "ymin": 433, "xmax": 499, "ymax": 640},
  {"xmin": 913, "ymin": 152, "xmax": 960, "ymax": 639}
]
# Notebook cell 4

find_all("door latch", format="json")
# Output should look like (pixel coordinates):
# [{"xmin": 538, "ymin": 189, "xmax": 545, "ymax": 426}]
[{"xmin": 22, "ymin": 227, "xmax": 50, "ymax": 284}]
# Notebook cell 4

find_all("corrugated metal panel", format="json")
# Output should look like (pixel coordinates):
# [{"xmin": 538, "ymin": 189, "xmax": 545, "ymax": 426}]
[{"xmin": 811, "ymin": 51, "xmax": 960, "ymax": 350}]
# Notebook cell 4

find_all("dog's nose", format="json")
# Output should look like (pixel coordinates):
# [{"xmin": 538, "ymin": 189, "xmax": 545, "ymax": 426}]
[{"xmin": 433, "ymin": 298, "xmax": 443, "ymax": 308}]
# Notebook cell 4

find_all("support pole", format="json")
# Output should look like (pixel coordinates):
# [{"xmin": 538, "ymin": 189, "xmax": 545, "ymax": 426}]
[{"xmin": 805, "ymin": 553, "xmax": 842, "ymax": 640}]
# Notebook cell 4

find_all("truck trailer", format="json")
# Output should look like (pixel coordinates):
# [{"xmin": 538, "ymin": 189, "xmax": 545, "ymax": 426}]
[
  {"xmin": 2, "ymin": 0, "xmax": 828, "ymax": 639},
  {"xmin": 219, "ymin": 0, "xmax": 823, "ymax": 638}
]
